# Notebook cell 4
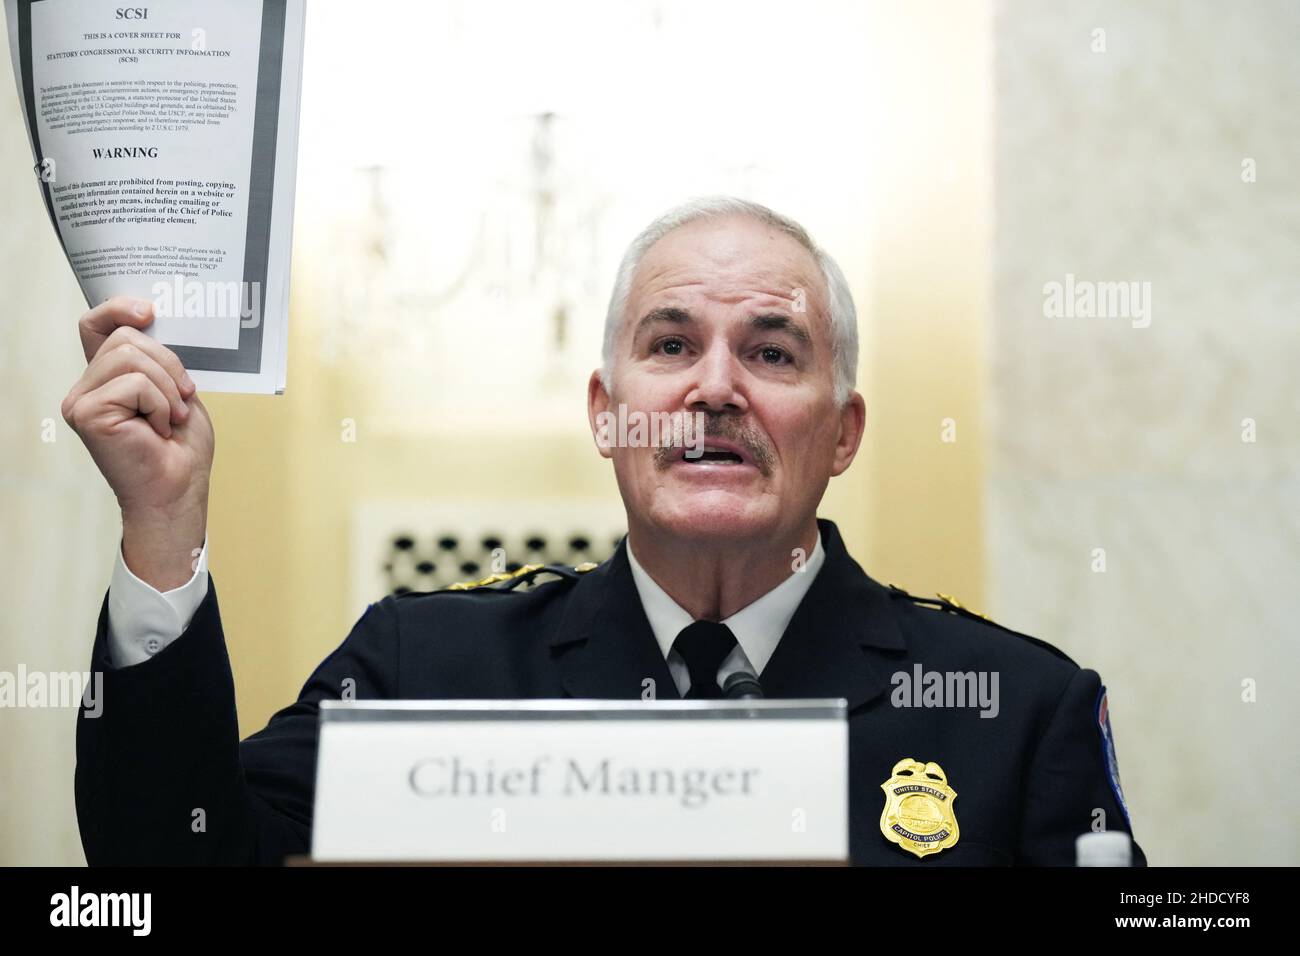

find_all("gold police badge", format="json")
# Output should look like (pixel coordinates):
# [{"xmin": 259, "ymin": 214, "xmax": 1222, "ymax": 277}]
[{"xmin": 879, "ymin": 758, "xmax": 960, "ymax": 859}]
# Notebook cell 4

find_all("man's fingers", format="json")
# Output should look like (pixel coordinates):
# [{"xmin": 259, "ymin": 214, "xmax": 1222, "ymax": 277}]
[
  {"xmin": 92, "ymin": 324, "xmax": 195, "ymax": 400},
  {"xmin": 69, "ymin": 342, "xmax": 188, "ymax": 426},
  {"xmin": 74, "ymin": 371, "xmax": 174, "ymax": 440},
  {"xmin": 78, "ymin": 296, "xmax": 156, "ymax": 364}
]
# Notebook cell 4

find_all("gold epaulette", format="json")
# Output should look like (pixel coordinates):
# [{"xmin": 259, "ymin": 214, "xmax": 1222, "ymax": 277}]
[
  {"xmin": 887, "ymin": 584, "xmax": 992, "ymax": 622},
  {"xmin": 934, "ymin": 591, "xmax": 992, "ymax": 622},
  {"xmin": 445, "ymin": 561, "xmax": 599, "ymax": 592},
  {"xmin": 887, "ymin": 582, "xmax": 1077, "ymax": 663}
]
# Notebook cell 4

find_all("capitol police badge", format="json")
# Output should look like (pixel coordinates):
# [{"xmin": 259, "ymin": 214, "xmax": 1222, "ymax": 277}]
[{"xmin": 879, "ymin": 758, "xmax": 960, "ymax": 858}]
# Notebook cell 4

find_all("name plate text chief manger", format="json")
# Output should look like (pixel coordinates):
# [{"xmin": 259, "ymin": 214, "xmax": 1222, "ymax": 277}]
[{"xmin": 61, "ymin": 197, "xmax": 1144, "ymax": 865}]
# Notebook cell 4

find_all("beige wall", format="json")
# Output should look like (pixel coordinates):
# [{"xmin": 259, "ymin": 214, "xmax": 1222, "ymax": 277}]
[
  {"xmin": 990, "ymin": 0, "xmax": 1300, "ymax": 864},
  {"xmin": 0, "ymin": 52, "xmax": 121, "ymax": 865},
  {"xmin": 857, "ymin": 1, "xmax": 991, "ymax": 604}
]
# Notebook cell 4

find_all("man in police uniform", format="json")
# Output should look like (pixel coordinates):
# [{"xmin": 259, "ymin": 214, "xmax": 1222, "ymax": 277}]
[{"xmin": 63, "ymin": 198, "xmax": 1143, "ymax": 866}]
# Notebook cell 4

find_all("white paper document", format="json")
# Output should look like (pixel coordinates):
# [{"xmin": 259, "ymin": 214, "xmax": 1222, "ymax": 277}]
[{"xmin": 5, "ymin": 0, "xmax": 305, "ymax": 393}]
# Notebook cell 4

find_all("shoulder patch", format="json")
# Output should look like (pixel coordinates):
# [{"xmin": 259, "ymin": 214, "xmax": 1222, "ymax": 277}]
[
  {"xmin": 439, "ymin": 561, "xmax": 598, "ymax": 593},
  {"xmin": 1095, "ymin": 686, "xmax": 1133, "ymax": 829},
  {"xmin": 886, "ymin": 584, "xmax": 1077, "ymax": 664}
]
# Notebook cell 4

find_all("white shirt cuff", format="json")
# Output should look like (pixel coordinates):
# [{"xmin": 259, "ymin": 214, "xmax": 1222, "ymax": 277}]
[{"xmin": 106, "ymin": 537, "xmax": 210, "ymax": 669}]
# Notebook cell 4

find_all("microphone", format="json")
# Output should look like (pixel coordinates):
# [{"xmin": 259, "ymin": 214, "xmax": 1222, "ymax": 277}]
[{"xmin": 723, "ymin": 670, "xmax": 764, "ymax": 700}]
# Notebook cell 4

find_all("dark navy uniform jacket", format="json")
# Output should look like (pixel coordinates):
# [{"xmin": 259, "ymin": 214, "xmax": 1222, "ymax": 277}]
[{"xmin": 76, "ymin": 519, "xmax": 1145, "ymax": 866}]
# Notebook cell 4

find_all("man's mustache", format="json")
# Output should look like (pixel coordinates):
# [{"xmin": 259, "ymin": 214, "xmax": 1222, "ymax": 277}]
[{"xmin": 653, "ymin": 413, "xmax": 775, "ymax": 476}]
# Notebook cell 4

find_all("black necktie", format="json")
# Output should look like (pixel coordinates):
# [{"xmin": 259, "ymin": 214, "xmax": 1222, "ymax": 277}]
[{"xmin": 671, "ymin": 621, "xmax": 739, "ymax": 699}]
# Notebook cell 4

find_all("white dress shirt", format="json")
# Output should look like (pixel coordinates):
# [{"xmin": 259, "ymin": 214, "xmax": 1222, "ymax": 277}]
[
  {"xmin": 106, "ymin": 538, "xmax": 209, "ymax": 669},
  {"xmin": 626, "ymin": 532, "xmax": 825, "ymax": 698},
  {"xmin": 105, "ymin": 531, "xmax": 826, "ymax": 687}
]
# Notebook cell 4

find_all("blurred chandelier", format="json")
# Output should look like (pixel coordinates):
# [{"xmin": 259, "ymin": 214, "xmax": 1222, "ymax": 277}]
[{"xmin": 317, "ymin": 112, "xmax": 609, "ymax": 404}]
